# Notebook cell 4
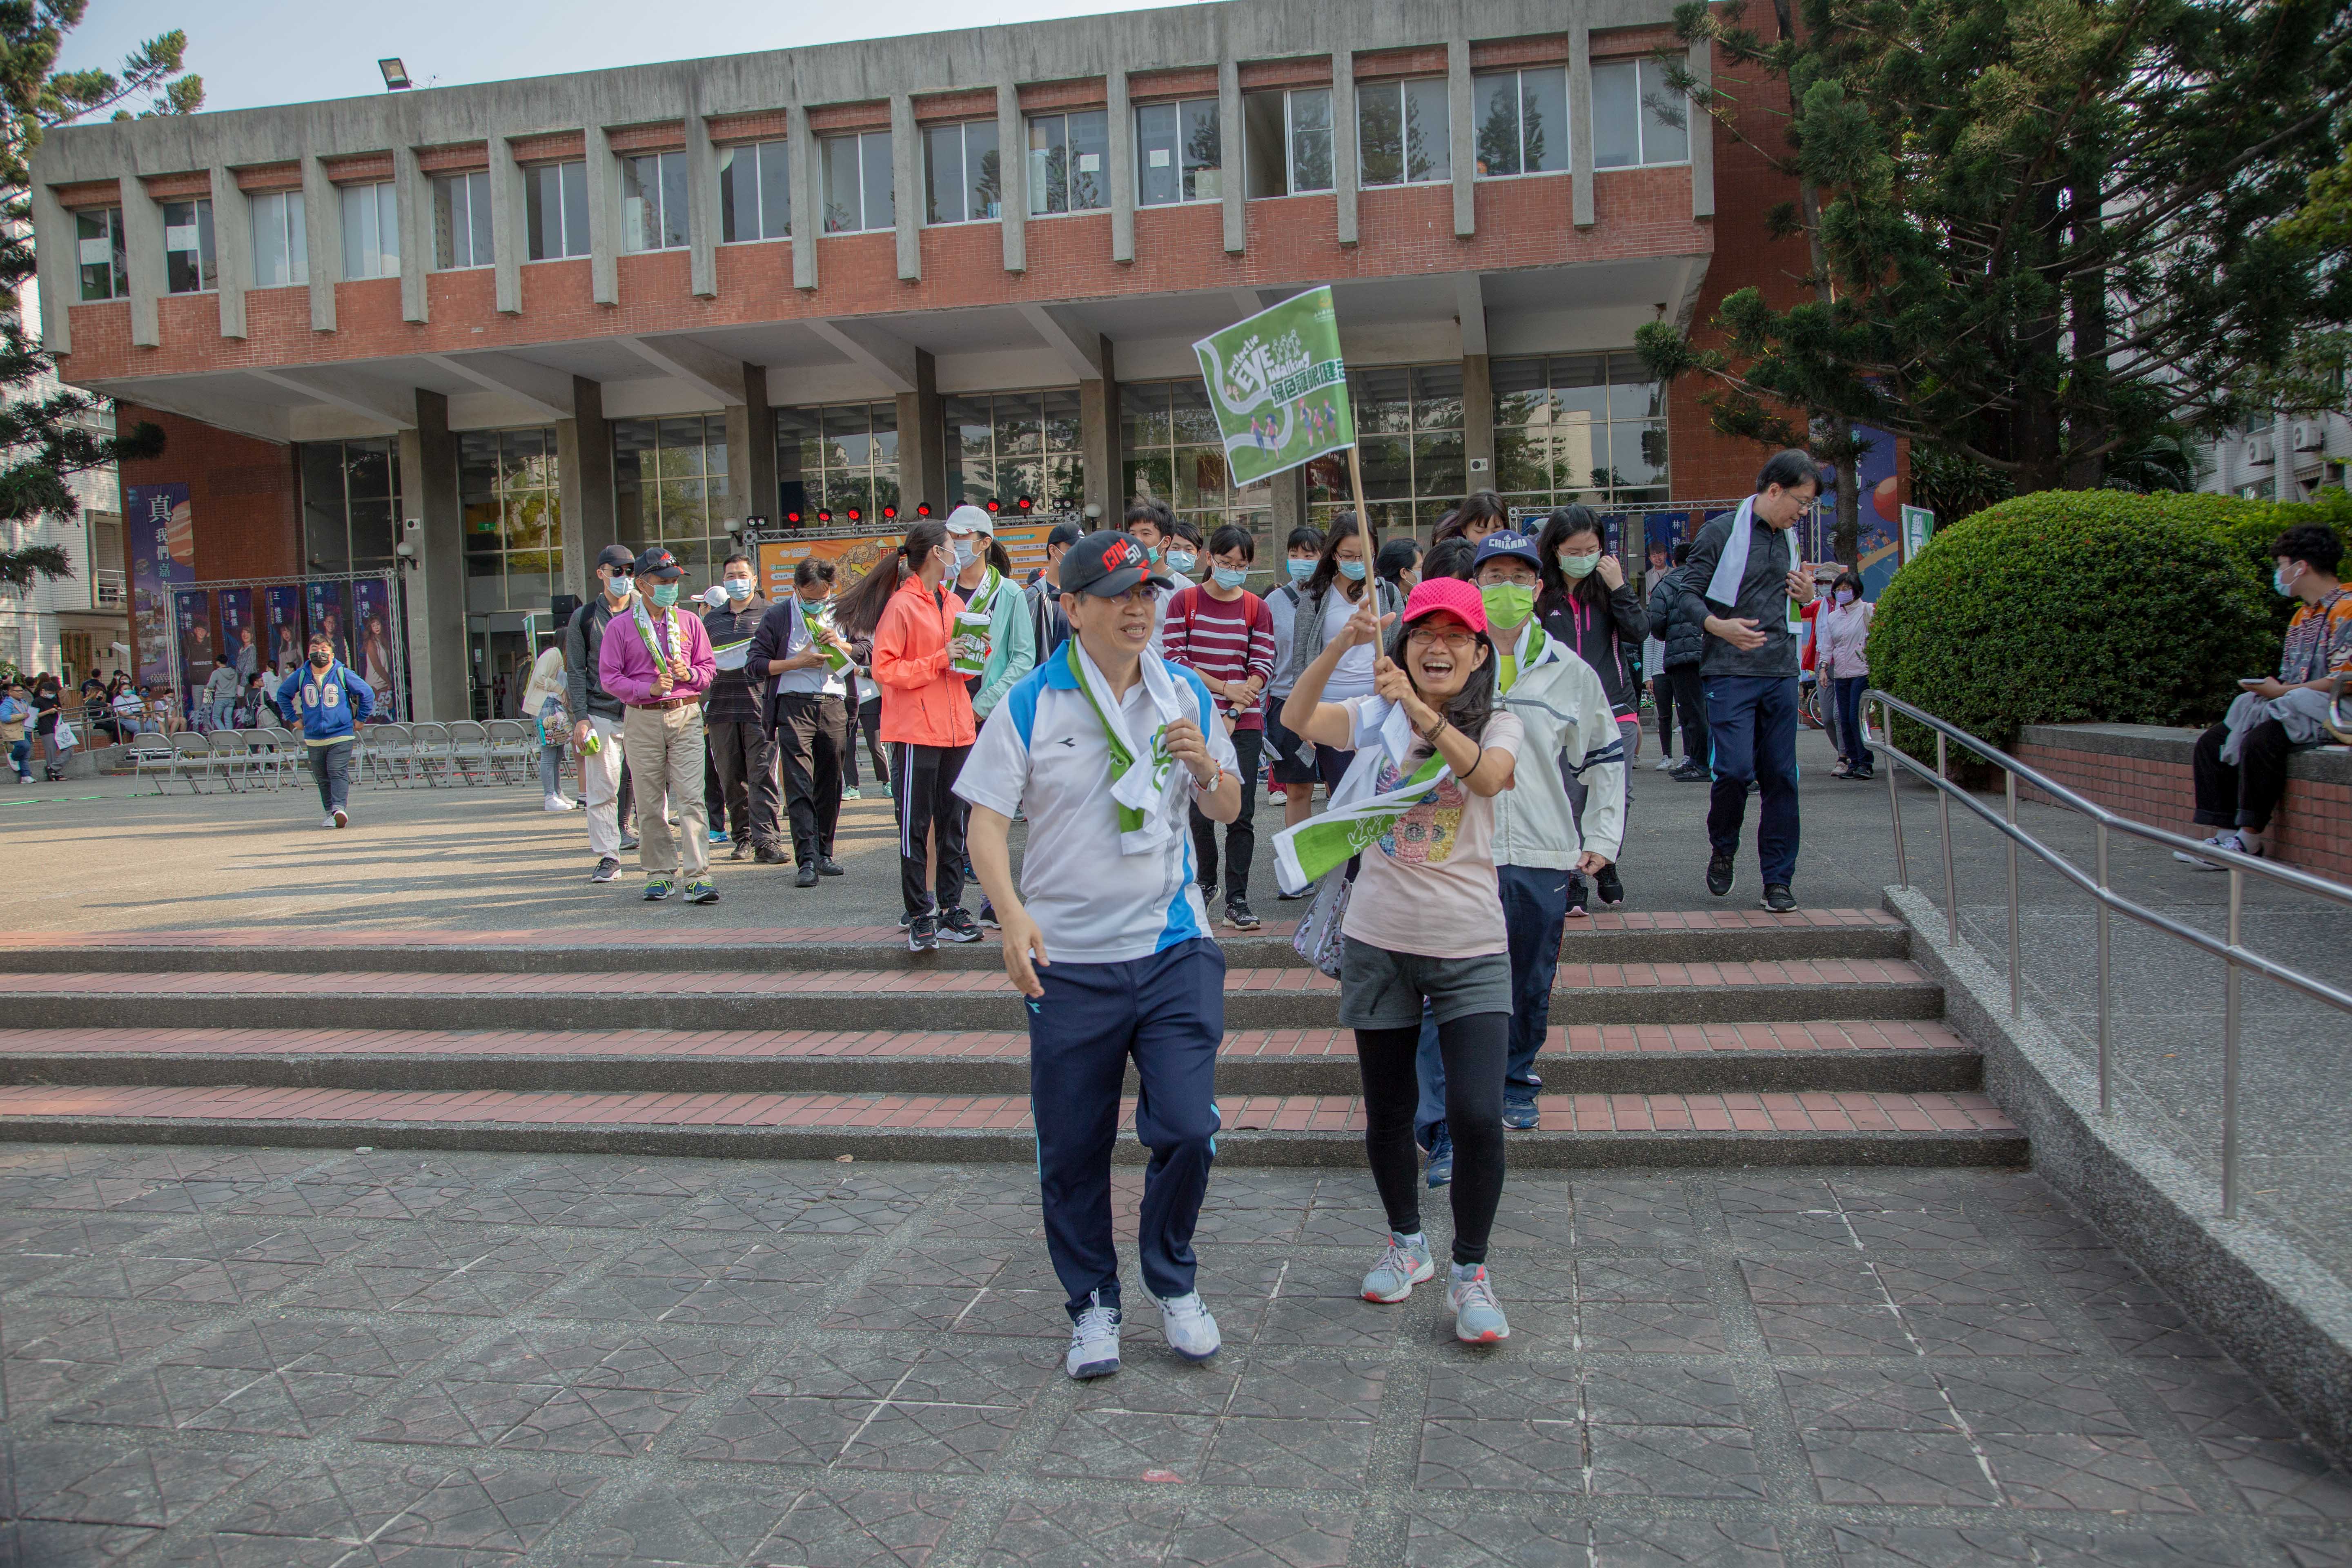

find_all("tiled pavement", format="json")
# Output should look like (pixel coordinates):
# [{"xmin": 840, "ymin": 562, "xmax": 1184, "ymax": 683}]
[{"xmin": 1, "ymin": 1143, "xmax": 2345, "ymax": 1566}]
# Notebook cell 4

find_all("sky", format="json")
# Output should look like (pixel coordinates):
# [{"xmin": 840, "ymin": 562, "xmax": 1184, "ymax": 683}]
[{"xmin": 54, "ymin": 0, "xmax": 1197, "ymax": 116}]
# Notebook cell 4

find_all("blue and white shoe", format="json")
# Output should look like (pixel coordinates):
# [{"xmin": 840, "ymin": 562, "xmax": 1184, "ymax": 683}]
[
  {"xmin": 1155, "ymin": 1292, "xmax": 1221, "ymax": 1361},
  {"xmin": 1066, "ymin": 1294, "xmax": 1122, "ymax": 1379},
  {"xmin": 1362, "ymin": 1232, "xmax": 1437, "ymax": 1303},
  {"xmin": 1449, "ymin": 1264, "xmax": 1510, "ymax": 1344}
]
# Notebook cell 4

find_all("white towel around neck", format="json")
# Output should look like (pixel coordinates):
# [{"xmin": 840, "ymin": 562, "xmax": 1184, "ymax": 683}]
[
  {"xmin": 1704, "ymin": 495, "xmax": 1764, "ymax": 607},
  {"xmin": 1069, "ymin": 635, "xmax": 1190, "ymax": 854}
]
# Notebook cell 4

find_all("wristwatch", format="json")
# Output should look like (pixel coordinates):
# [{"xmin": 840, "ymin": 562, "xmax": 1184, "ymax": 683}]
[{"xmin": 1192, "ymin": 762, "xmax": 1225, "ymax": 795}]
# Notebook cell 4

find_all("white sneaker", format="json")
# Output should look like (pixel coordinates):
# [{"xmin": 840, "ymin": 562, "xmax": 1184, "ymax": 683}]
[
  {"xmin": 542, "ymin": 794, "xmax": 576, "ymax": 813},
  {"xmin": 2172, "ymin": 831, "xmax": 2239, "ymax": 869},
  {"xmin": 1654, "ymin": 755, "xmax": 1676, "ymax": 771},
  {"xmin": 1065, "ymin": 1294, "xmax": 1121, "ymax": 1380},
  {"xmin": 332, "ymin": 808, "xmax": 348, "ymax": 829},
  {"xmin": 1155, "ymin": 1292, "xmax": 1221, "ymax": 1361},
  {"xmin": 319, "ymin": 814, "xmax": 337, "ymax": 829}
]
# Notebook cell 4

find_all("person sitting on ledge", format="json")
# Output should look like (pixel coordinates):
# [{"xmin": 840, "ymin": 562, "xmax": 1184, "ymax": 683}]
[{"xmin": 2177, "ymin": 522, "xmax": 2350, "ymax": 868}]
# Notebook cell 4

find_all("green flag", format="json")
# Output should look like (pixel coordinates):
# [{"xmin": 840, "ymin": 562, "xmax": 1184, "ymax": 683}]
[{"xmin": 1192, "ymin": 285, "xmax": 1356, "ymax": 488}]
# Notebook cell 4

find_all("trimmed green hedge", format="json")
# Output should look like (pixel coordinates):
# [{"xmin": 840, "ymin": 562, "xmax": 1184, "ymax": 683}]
[{"xmin": 1867, "ymin": 491, "xmax": 2282, "ymax": 751}]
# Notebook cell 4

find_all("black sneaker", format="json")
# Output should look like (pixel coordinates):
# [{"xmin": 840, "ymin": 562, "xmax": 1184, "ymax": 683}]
[
  {"xmin": 590, "ymin": 856, "xmax": 620, "ymax": 884},
  {"xmin": 1276, "ymin": 887, "xmax": 1309, "ymax": 901},
  {"xmin": 755, "ymin": 844, "xmax": 788, "ymax": 864},
  {"xmin": 1224, "ymin": 898, "xmax": 1260, "ymax": 931},
  {"xmin": 1594, "ymin": 864, "xmax": 1625, "ymax": 906},
  {"xmin": 978, "ymin": 901, "xmax": 1001, "ymax": 929},
  {"xmin": 817, "ymin": 856, "xmax": 845, "ymax": 877},
  {"xmin": 908, "ymin": 914, "xmax": 938, "ymax": 952},
  {"xmin": 1566, "ymin": 878, "xmax": 1589, "ymax": 919},
  {"xmin": 1761, "ymin": 883, "xmax": 1797, "ymax": 914},
  {"xmin": 898, "ymin": 902, "xmax": 935, "ymax": 930},
  {"xmin": 1198, "ymin": 882, "xmax": 1217, "ymax": 906},
  {"xmin": 1706, "ymin": 851, "xmax": 1737, "ymax": 898},
  {"xmin": 937, "ymin": 908, "xmax": 984, "ymax": 943},
  {"xmin": 620, "ymin": 833, "xmax": 641, "ymax": 852},
  {"xmin": 1670, "ymin": 762, "xmax": 1712, "ymax": 783},
  {"xmin": 794, "ymin": 863, "xmax": 820, "ymax": 888}
]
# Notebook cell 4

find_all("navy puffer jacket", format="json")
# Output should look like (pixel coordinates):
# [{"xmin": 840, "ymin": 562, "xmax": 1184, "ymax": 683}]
[{"xmin": 1647, "ymin": 565, "xmax": 1708, "ymax": 671}]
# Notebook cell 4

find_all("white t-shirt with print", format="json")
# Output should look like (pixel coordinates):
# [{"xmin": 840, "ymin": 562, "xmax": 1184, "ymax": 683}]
[{"xmin": 1336, "ymin": 696, "xmax": 1526, "ymax": 960}]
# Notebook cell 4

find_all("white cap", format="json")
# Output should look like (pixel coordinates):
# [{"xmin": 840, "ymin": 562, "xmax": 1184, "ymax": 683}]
[
  {"xmin": 700, "ymin": 583, "xmax": 732, "ymax": 608},
  {"xmin": 944, "ymin": 503, "xmax": 995, "ymax": 536}
]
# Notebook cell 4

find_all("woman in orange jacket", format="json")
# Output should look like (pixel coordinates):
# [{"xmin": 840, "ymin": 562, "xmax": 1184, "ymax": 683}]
[{"xmin": 837, "ymin": 517, "xmax": 980, "ymax": 950}]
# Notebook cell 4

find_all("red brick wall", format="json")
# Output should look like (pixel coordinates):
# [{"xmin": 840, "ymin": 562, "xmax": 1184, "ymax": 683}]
[
  {"xmin": 2015, "ymin": 739, "xmax": 2352, "ymax": 884},
  {"xmin": 116, "ymin": 402, "xmax": 301, "ymax": 584}
]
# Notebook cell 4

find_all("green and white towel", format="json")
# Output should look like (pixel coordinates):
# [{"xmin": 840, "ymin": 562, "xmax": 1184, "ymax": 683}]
[
  {"xmin": 1069, "ymin": 637, "xmax": 1188, "ymax": 855},
  {"xmin": 1269, "ymin": 696, "xmax": 1444, "ymax": 895},
  {"xmin": 797, "ymin": 597, "xmax": 852, "ymax": 673},
  {"xmin": 950, "ymin": 568, "xmax": 1001, "ymax": 677}
]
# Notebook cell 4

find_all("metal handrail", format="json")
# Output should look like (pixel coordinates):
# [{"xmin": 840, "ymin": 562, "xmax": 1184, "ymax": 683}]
[{"xmin": 1864, "ymin": 688, "xmax": 2352, "ymax": 1221}]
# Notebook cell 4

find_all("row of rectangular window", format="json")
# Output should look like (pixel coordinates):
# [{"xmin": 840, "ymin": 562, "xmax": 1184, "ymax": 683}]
[{"xmin": 71, "ymin": 61, "xmax": 1686, "ymax": 298}]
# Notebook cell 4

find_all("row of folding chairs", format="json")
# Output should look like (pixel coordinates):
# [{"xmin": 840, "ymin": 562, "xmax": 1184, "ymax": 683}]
[
  {"xmin": 136, "ymin": 728, "xmax": 303, "ymax": 794},
  {"xmin": 361, "ymin": 719, "xmax": 537, "ymax": 788}
]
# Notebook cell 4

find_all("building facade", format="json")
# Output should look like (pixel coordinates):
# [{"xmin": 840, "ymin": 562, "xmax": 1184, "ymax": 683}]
[{"xmin": 31, "ymin": 0, "xmax": 1804, "ymax": 719}]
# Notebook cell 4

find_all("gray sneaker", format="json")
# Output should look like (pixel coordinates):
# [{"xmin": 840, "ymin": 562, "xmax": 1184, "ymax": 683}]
[
  {"xmin": 1066, "ymin": 1295, "xmax": 1121, "ymax": 1379},
  {"xmin": 1448, "ymin": 1264, "xmax": 1510, "ymax": 1344},
  {"xmin": 590, "ymin": 856, "xmax": 619, "ymax": 884},
  {"xmin": 1154, "ymin": 1292, "xmax": 1221, "ymax": 1361},
  {"xmin": 1361, "ymin": 1232, "xmax": 1436, "ymax": 1303}
]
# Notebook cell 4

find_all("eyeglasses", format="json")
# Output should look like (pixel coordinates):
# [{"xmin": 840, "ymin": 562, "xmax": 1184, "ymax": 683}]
[{"xmin": 1407, "ymin": 626, "xmax": 1478, "ymax": 650}]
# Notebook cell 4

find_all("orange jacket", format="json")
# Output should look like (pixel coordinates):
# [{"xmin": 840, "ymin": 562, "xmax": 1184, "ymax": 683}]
[{"xmin": 873, "ymin": 571, "xmax": 976, "ymax": 747}]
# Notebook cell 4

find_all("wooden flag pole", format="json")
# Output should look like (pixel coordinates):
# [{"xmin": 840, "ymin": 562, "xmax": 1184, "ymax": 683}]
[{"xmin": 1345, "ymin": 439, "xmax": 1375, "ymax": 610}]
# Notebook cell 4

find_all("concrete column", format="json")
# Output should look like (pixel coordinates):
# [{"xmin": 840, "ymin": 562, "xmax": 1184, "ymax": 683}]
[
  {"xmin": 1218, "ymin": 57, "xmax": 1245, "ymax": 254},
  {"xmin": 998, "ymin": 82, "xmax": 1027, "ymax": 273},
  {"xmin": 1448, "ymin": 38, "xmax": 1475, "ymax": 239},
  {"xmin": 891, "ymin": 93, "xmax": 921, "ymax": 282},
  {"xmin": 1688, "ymin": 38, "xmax": 1715, "ymax": 220},
  {"xmin": 732, "ymin": 362, "xmax": 778, "ymax": 524},
  {"xmin": 1332, "ymin": 49, "xmax": 1359, "ymax": 247},
  {"xmin": 394, "ymin": 145, "xmax": 430, "ymax": 323},
  {"xmin": 210, "ymin": 166, "xmax": 250, "ymax": 339},
  {"xmin": 789, "ymin": 103, "xmax": 817, "ymax": 291},
  {"xmin": 1462, "ymin": 353, "xmax": 1494, "ymax": 491},
  {"xmin": 1109, "ymin": 70, "xmax": 1136, "ymax": 264},
  {"xmin": 1078, "ymin": 339, "xmax": 1120, "ymax": 523},
  {"xmin": 557, "ymin": 375, "xmax": 615, "ymax": 598},
  {"xmin": 119, "ymin": 174, "xmax": 163, "ymax": 347},
  {"xmin": 33, "ymin": 182, "xmax": 74, "ymax": 354},
  {"xmin": 1570, "ymin": 25, "xmax": 1596, "ymax": 229},
  {"xmin": 301, "ymin": 156, "xmax": 339, "ymax": 332},
  {"xmin": 490, "ymin": 136, "xmax": 523, "ymax": 314},
  {"xmin": 587, "ymin": 125, "xmax": 620, "ymax": 305},
  {"xmin": 895, "ymin": 349, "xmax": 944, "ymax": 516},
  {"xmin": 686, "ymin": 97, "xmax": 719, "ymax": 298},
  {"xmin": 399, "ymin": 389, "xmax": 465, "ymax": 722}
]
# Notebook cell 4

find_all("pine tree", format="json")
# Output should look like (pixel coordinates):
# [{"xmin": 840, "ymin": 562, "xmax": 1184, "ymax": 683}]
[
  {"xmin": 1637, "ymin": 0, "xmax": 2351, "ymax": 497},
  {"xmin": 0, "ymin": 2, "xmax": 201, "ymax": 590}
]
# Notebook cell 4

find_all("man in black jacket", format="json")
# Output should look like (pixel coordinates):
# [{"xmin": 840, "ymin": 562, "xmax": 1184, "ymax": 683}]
[
  {"xmin": 566, "ymin": 544, "xmax": 641, "ymax": 883},
  {"xmin": 1674, "ymin": 450, "xmax": 1820, "ymax": 913},
  {"xmin": 701, "ymin": 552, "xmax": 775, "ymax": 862},
  {"xmin": 1646, "ymin": 543, "xmax": 1711, "ymax": 782}
]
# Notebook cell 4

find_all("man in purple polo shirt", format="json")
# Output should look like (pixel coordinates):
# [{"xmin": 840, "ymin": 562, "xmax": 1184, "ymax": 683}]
[{"xmin": 599, "ymin": 546, "xmax": 719, "ymax": 904}]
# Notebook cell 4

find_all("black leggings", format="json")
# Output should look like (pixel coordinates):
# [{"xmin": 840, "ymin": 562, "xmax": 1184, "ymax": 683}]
[{"xmin": 1356, "ymin": 1013, "xmax": 1509, "ymax": 1265}]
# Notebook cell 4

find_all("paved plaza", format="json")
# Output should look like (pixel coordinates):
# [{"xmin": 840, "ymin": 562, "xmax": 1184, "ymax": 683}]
[{"xmin": 4, "ymin": 1145, "xmax": 2350, "ymax": 1567}]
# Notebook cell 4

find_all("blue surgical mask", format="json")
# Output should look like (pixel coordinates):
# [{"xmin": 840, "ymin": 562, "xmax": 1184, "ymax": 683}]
[
  {"xmin": 953, "ymin": 538, "xmax": 978, "ymax": 569},
  {"xmin": 1286, "ymin": 558, "xmax": 1315, "ymax": 583},
  {"xmin": 2274, "ymin": 564, "xmax": 2302, "ymax": 597},
  {"xmin": 1337, "ymin": 559, "xmax": 1368, "ymax": 581},
  {"xmin": 724, "ymin": 578, "xmax": 753, "ymax": 601},
  {"xmin": 1167, "ymin": 550, "xmax": 1198, "ymax": 575},
  {"xmin": 1212, "ymin": 566, "xmax": 1249, "ymax": 590}
]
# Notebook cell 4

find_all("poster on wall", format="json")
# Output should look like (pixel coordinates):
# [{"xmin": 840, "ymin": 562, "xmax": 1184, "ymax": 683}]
[
  {"xmin": 125, "ymin": 482, "xmax": 191, "ymax": 691},
  {"xmin": 216, "ymin": 588, "xmax": 256, "ymax": 681},
  {"xmin": 172, "ymin": 588, "xmax": 213, "ymax": 723},
  {"xmin": 351, "ymin": 579, "xmax": 398, "ymax": 713},
  {"xmin": 264, "ymin": 586, "xmax": 304, "ymax": 671},
  {"xmin": 305, "ymin": 581, "xmax": 351, "ymax": 668}
]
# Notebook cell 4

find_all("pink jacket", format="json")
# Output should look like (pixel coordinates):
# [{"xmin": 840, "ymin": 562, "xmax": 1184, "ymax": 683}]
[{"xmin": 598, "ymin": 601, "xmax": 716, "ymax": 705}]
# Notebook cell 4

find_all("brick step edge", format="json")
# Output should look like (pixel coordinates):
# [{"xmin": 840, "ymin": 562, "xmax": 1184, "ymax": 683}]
[
  {"xmin": 0, "ymin": 915, "xmax": 1908, "ymax": 974},
  {"xmin": 0, "ymin": 1045, "xmax": 1982, "ymax": 1098}
]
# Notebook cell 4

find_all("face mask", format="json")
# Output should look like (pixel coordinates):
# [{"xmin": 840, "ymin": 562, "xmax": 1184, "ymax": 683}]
[
  {"xmin": 1835, "ymin": 587, "xmax": 1856, "ymax": 606},
  {"xmin": 953, "ymin": 539, "xmax": 978, "ymax": 569},
  {"xmin": 608, "ymin": 576, "xmax": 634, "ymax": 601},
  {"xmin": 1337, "ymin": 559, "xmax": 1368, "ymax": 581},
  {"xmin": 1481, "ymin": 583, "xmax": 1535, "ymax": 630},
  {"xmin": 648, "ymin": 583, "xmax": 680, "ymax": 610},
  {"xmin": 1167, "ymin": 550, "xmax": 1198, "ymax": 575},
  {"xmin": 1212, "ymin": 566, "xmax": 1249, "ymax": 590},
  {"xmin": 2274, "ymin": 564, "xmax": 2302, "ymax": 597},
  {"xmin": 724, "ymin": 578, "xmax": 753, "ymax": 601},
  {"xmin": 1558, "ymin": 551, "xmax": 1600, "ymax": 579},
  {"xmin": 1287, "ymin": 557, "xmax": 1316, "ymax": 583},
  {"xmin": 309, "ymin": 651, "xmax": 331, "ymax": 668}
]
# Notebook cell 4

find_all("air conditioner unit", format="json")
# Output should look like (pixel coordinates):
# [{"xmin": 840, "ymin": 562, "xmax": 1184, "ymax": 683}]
[
  {"xmin": 2292, "ymin": 421, "xmax": 2326, "ymax": 452},
  {"xmin": 2244, "ymin": 434, "xmax": 2274, "ymax": 465}
]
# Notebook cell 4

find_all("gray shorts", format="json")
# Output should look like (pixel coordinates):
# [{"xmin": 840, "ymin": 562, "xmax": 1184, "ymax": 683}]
[{"xmin": 1338, "ymin": 938, "xmax": 1513, "ymax": 1030}]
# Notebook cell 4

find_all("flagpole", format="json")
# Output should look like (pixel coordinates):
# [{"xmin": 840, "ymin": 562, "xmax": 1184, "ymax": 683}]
[{"xmin": 1345, "ymin": 440, "xmax": 1374, "ymax": 592}]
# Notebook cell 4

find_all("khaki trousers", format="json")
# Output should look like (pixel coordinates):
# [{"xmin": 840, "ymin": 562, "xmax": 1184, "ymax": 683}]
[{"xmin": 623, "ymin": 703, "xmax": 709, "ymax": 878}]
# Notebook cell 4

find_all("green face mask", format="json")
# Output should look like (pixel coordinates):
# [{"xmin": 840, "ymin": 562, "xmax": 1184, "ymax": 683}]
[
  {"xmin": 647, "ymin": 582, "xmax": 680, "ymax": 610},
  {"xmin": 1558, "ymin": 551, "xmax": 1601, "ymax": 579},
  {"xmin": 1481, "ymin": 582, "xmax": 1535, "ymax": 630}
]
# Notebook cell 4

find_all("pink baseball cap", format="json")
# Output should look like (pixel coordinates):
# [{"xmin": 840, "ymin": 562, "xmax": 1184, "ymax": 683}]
[{"xmin": 1400, "ymin": 576, "xmax": 1488, "ymax": 635}]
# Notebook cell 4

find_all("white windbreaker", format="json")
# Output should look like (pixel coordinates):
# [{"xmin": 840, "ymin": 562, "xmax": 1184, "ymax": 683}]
[{"xmin": 1487, "ymin": 620, "xmax": 1628, "ymax": 869}]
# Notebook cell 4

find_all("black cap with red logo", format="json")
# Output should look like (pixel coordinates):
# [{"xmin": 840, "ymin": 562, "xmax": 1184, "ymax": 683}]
[{"xmin": 1057, "ymin": 531, "xmax": 1173, "ymax": 598}]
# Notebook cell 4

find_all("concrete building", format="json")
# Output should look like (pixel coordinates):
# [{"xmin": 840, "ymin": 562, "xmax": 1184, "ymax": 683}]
[
  {"xmin": 30, "ymin": 0, "xmax": 1804, "ymax": 719},
  {"xmin": 2197, "ymin": 412, "xmax": 2352, "ymax": 503}
]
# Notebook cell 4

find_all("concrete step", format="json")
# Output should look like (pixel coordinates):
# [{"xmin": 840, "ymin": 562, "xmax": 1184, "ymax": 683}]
[
  {"xmin": 0, "ymin": 1020, "xmax": 1980, "ymax": 1098},
  {"xmin": 2, "ymin": 957, "xmax": 1944, "ymax": 1033},
  {"xmin": 0, "ymin": 909, "xmax": 1909, "ymax": 973},
  {"xmin": 0, "ymin": 1082, "xmax": 2025, "ymax": 1167}
]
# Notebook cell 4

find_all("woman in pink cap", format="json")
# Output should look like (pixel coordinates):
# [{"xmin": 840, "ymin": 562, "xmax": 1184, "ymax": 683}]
[{"xmin": 1279, "ymin": 574, "xmax": 1525, "ymax": 1345}]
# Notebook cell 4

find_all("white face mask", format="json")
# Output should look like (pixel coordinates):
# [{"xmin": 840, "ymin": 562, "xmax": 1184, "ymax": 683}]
[
  {"xmin": 953, "ymin": 538, "xmax": 979, "ymax": 569},
  {"xmin": 1835, "ymin": 587, "xmax": 1856, "ymax": 606}
]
